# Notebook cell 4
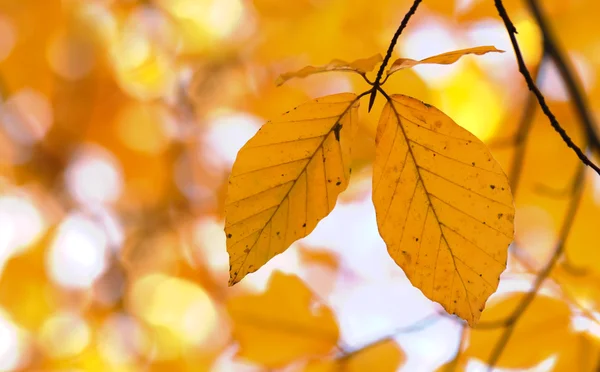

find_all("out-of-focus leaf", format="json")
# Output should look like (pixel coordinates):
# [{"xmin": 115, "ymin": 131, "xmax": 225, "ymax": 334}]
[
  {"xmin": 227, "ymin": 272, "xmax": 339, "ymax": 368},
  {"xmin": 225, "ymin": 93, "xmax": 359, "ymax": 285},
  {"xmin": 386, "ymin": 46, "xmax": 503, "ymax": 77},
  {"xmin": 372, "ymin": 95, "xmax": 514, "ymax": 325},
  {"xmin": 553, "ymin": 333, "xmax": 600, "ymax": 372},
  {"xmin": 276, "ymin": 54, "xmax": 382, "ymax": 86},
  {"xmin": 466, "ymin": 294, "xmax": 573, "ymax": 368},
  {"xmin": 299, "ymin": 246, "xmax": 340, "ymax": 272},
  {"xmin": 0, "ymin": 235, "xmax": 57, "ymax": 330},
  {"xmin": 304, "ymin": 339, "xmax": 404, "ymax": 372}
]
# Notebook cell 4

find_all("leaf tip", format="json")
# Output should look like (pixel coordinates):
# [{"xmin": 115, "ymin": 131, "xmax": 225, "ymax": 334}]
[
  {"xmin": 228, "ymin": 274, "xmax": 239, "ymax": 287},
  {"xmin": 367, "ymin": 90, "xmax": 377, "ymax": 112}
]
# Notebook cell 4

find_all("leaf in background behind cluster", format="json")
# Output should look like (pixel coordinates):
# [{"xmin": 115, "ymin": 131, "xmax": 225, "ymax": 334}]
[
  {"xmin": 227, "ymin": 272, "xmax": 339, "ymax": 368},
  {"xmin": 303, "ymin": 339, "xmax": 404, "ymax": 372},
  {"xmin": 225, "ymin": 93, "xmax": 359, "ymax": 285},
  {"xmin": 553, "ymin": 333, "xmax": 600, "ymax": 371},
  {"xmin": 372, "ymin": 94, "xmax": 514, "ymax": 325},
  {"xmin": 276, "ymin": 54, "xmax": 382, "ymax": 86},
  {"xmin": 299, "ymin": 246, "xmax": 341, "ymax": 272},
  {"xmin": 385, "ymin": 46, "xmax": 503, "ymax": 77},
  {"xmin": 466, "ymin": 294, "xmax": 574, "ymax": 368}
]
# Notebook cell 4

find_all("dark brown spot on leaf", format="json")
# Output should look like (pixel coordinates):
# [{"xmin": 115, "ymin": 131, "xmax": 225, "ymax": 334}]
[
  {"xmin": 333, "ymin": 122, "xmax": 342, "ymax": 141},
  {"xmin": 490, "ymin": 185, "xmax": 496, "ymax": 190},
  {"xmin": 227, "ymin": 234, "xmax": 232, "ymax": 238},
  {"xmin": 336, "ymin": 181, "xmax": 341, "ymax": 186}
]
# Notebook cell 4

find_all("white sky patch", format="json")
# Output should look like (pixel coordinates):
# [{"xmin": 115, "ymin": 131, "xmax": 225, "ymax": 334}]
[
  {"xmin": 301, "ymin": 195, "xmax": 400, "ymax": 281},
  {"xmin": 0, "ymin": 194, "xmax": 46, "ymax": 272},
  {"xmin": 65, "ymin": 145, "xmax": 124, "ymax": 206},
  {"xmin": 47, "ymin": 213, "xmax": 109, "ymax": 290},
  {"xmin": 331, "ymin": 279, "xmax": 437, "ymax": 348},
  {"xmin": 399, "ymin": 21, "xmax": 462, "ymax": 85},
  {"xmin": 466, "ymin": 20, "xmax": 515, "ymax": 81},
  {"xmin": 193, "ymin": 217, "xmax": 229, "ymax": 274},
  {"xmin": 0, "ymin": 310, "xmax": 28, "ymax": 371},
  {"xmin": 202, "ymin": 112, "xmax": 262, "ymax": 171},
  {"xmin": 398, "ymin": 316, "xmax": 462, "ymax": 371},
  {"xmin": 540, "ymin": 52, "xmax": 596, "ymax": 101}
]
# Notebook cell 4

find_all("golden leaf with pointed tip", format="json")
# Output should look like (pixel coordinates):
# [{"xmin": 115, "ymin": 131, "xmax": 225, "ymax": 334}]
[
  {"xmin": 372, "ymin": 94, "xmax": 514, "ymax": 326},
  {"xmin": 276, "ymin": 54, "xmax": 382, "ymax": 86},
  {"xmin": 227, "ymin": 272, "xmax": 339, "ymax": 368},
  {"xmin": 225, "ymin": 93, "xmax": 360, "ymax": 285},
  {"xmin": 386, "ymin": 46, "xmax": 504, "ymax": 77}
]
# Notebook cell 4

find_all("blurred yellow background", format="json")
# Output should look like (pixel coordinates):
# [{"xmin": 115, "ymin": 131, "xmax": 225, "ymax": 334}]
[{"xmin": 0, "ymin": 0, "xmax": 599, "ymax": 371}]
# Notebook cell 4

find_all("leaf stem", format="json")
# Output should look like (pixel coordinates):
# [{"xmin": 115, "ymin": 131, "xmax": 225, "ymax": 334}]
[
  {"xmin": 493, "ymin": 0, "xmax": 600, "ymax": 176},
  {"xmin": 368, "ymin": 0, "xmax": 423, "ymax": 112}
]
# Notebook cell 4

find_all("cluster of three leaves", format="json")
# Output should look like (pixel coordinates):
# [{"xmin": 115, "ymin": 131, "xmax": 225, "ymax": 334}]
[{"xmin": 225, "ymin": 46, "xmax": 515, "ymax": 326}]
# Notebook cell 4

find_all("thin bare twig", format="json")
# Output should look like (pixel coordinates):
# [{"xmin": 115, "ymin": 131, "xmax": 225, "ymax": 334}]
[
  {"xmin": 493, "ymin": 0, "xmax": 600, "ymax": 176},
  {"xmin": 368, "ymin": 0, "xmax": 423, "ymax": 111},
  {"xmin": 338, "ymin": 312, "xmax": 442, "ymax": 360}
]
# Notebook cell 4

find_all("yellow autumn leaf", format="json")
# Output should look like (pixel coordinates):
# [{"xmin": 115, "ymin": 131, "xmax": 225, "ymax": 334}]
[
  {"xmin": 466, "ymin": 294, "xmax": 574, "ymax": 368},
  {"xmin": 385, "ymin": 46, "xmax": 504, "ymax": 77},
  {"xmin": 276, "ymin": 54, "xmax": 383, "ymax": 86},
  {"xmin": 303, "ymin": 339, "xmax": 404, "ymax": 372},
  {"xmin": 227, "ymin": 272, "xmax": 339, "ymax": 368},
  {"xmin": 372, "ymin": 94, "xmax": 514, "ymax": 326},
  {"xmin": 225, "ymin": 93, "xmax": 360, "ymax": 285},
  {"xmin": 553, "ymin": 333, "xmax": 600, "ymax": 372}
]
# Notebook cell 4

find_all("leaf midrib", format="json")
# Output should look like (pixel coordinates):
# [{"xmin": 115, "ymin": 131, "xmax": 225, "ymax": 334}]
[
  {"xmin": 228, "ymin": 98, "xmax": 359, "ymax": 284},
  {"xmin": 387, "ymin": 96, "xmax": 475, "ymax": 320}
]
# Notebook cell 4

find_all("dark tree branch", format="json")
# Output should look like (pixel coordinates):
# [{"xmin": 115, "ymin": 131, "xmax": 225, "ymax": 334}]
[
  {"xmin": 493, "ymin": 0, "xmax": 600, "ymax": 176},
  {"xmin": 368, "ymin": 0, "xmax": 422, "ymax": 111},
  {"xmin": 485, "ymin": 160, "xmax": 586, "ymax": 370},
  {"xmin": 525, "ymin": 0, "xmax": 600, "ymax": 153}
]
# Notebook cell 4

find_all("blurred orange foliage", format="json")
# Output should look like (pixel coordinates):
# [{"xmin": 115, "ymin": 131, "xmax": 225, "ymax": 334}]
[{"xmin": 0, "ymin": 0, "xmax": 599, "ymax": 370}]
